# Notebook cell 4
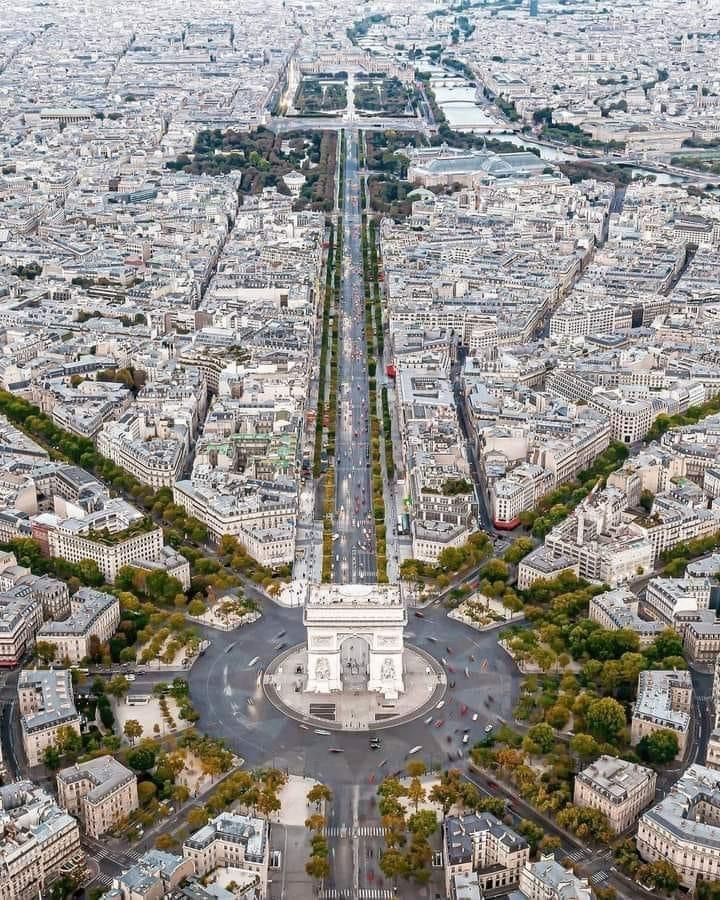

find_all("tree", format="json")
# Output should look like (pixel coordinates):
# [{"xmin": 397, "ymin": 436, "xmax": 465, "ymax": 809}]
[
  {"xmin": 407, "ymin": 809, "xmax": 437, "ymax": 841},
  {"xmin": 43, "ymin": 746, "xmax": 61, "ymax": 770},
  {"xmin": 406, "ymin": 760, "xmax": 426, "ymax": 778},
  {"xmin": 186, "ymin": 807, "xmax": 209, "ymax": 830},
  {"xmin": 127, "ymin": 747, "xmax": 156, "ymax": 771},
  {"xmin": 379, "ymin": 848, "xmax": 408, "ymax": 880},
  {"xmin": 35, "ymin": 641, "xmax": 57, "ymax": 664},
  {"xmin": 407, "ymin": 777, "xmax": 426, "ymax": 811},
  {"xmin": 138, "ymin": 781, "xmax": 157, "ymax": 805},
  {"xmin": 124, "ymin": 719, "xmax": 143, "ymax": 744},
  {"xmin": 305, "ymin": 814, "xmax": 326, "ymax": 833},
  {"xmin": 307, "ymin": 782, "xmax": 333, "ymax": 810},
  {"xmin": 429, "ymin": 769, "xmax": 462, "ymax": 815},
  {"xmin": 637, "ymin": 728, "xmax": 679, "ymax": 764},
  {"xmin": 636, "ymin": 860, "xmax": 680, "ymax": 892},
  {"xmin": 570, "ymin": 733, "xmax": 599, "ymax": 760},
  {"xmin": 305, "ymin": 854, "xmax": 330, "ymax": 879},
  {"xmin": 105, "ymin": 674, "xmax": 130, "ymax": 700},
  {"xmin": 524, "ymin": 723, "xmax": 556, "ymax": 755},
  {"xmin": 585, "ymin": 697, "xmax": 626, "ymax": 743},
  {"xmin": 155, "ymin": 833, "xmax": 176, "ymax": 851}
]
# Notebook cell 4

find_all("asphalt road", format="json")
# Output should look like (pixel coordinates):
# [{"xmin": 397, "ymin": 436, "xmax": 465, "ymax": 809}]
[
  {"xmin": 188, "ymin": 602, "xmax": 519, "ymax": 899},
  {"xmin": 188, "ymin": 603, "xmax": 519, "ymax": 785},
  {"xmin": 332, "ymin": 129, "xmax": 377, "ymax": 585}
]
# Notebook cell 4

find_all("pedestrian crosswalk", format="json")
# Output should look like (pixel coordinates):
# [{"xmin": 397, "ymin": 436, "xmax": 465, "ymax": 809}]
[
  {"xmin": 590, "ymin": 871, "xmax": 609, "ymax": 885},
  {"xmin": 564, "ymin": 849, "xmax": 588, "ymax": 864},
  {"xmin": 320, "ymin": 891, "xmax": 393, "ymax": 899},
  {"xmin": 90, "ymin": 873, "xmax": 113, "ymax": 890},
  {"xmin": 324, "ymin": 825, "xmax": 387, "ymax": 838}
]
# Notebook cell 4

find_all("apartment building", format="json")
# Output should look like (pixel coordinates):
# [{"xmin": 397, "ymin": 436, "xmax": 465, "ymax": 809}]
[
  {"xmin": 173, "ymin": 475, "xmax": 296, "ymax": 567},
  {"xmin": 0, "ymin": 781, "xmax": 83, "ymax": 900},
  {"xmin": 589, "ymin": 588, "xmax": 664, "ymax": 648},
  {"xmin": 39, "ymin": 500, "xmax": 165, "ymax": 583},
  {"xmin": 182, "ymin": 813, "xmax": 269, "ymax": 898},
  {"xmin": 516, "ymin": 547, "xmax": 579, "ymax": 591},
  {"xmin": 491, "ymin": 463, "xmax": 554, "ymax": 529},
  {"xmin": 631, "ymin": 669, "xmax": 692, "ymax": 760},
  {"xmin": 109, "ymin": 850, "xmax": 195, "ymax": 900},
  {"xmin": 18, "ymin": 669, "xmax": 80, "ymax": 767},
  {"xmin": 0, "ymin": 586, "xmax": 43, "ymax": 667},
  {"xmin": 57, "ymin": 756, "xmax": 138, "ymax": 839},
  {"xmin": 443, "ymin": 813, "xmax": 529, "ymax": 898},
  {"xmin": 637, "ymin": 765, "xmax": 720, "ymax": 889},
  {"xmin": 518, "ymin": 856, "xmax": 594, "ymax": 900},
  {"xmin": 36, "ymin": 587, "xmax": 120, "ymax": 665},
  {"xmin": 574, "ymin": 755, "xmax": 656, "ymax": 833}
]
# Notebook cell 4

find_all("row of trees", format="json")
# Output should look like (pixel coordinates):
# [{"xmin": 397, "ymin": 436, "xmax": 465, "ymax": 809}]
[
  {"xmin": 304, "ymin": 783, "xmax": 333, "ymax": 881},
  {"xmin": 362, "ymin": 215, "xmax": 389, "ymax": 581},
  {"xmin": 0, "ymin": 391, "xmax": 209, "ymax": 548},
  {"xmin": 518, "ymin": 441, "xmax": 631, "ymax": 539}
]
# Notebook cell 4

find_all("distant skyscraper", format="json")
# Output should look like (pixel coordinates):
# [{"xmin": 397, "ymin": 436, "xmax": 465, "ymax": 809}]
[{"xmin": 529, "ymin": 0, "xmax": 538, "ymax": 16}]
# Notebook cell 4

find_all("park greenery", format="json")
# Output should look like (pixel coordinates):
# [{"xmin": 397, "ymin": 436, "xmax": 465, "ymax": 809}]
[
  {"xmin": 167, "ymin": 128, "xmax": 338, "ymax": 212},
  {"xmin": 517, "ymin": 441, "xmax": 630, "ymax": 538},
  {"xmin": 354, "ymin": 76, "xmax": 414, "ymax": 116},
  {"xmin": 645, "ymin": 393, "xmax": 720, "ymax": 442},
  {"xmin": 346, "ymin": 13, "xmax": 387, "ymax": 44},
  {"xmin": 400, "ymin": 530, "xmax": 493, "ymax": 587},
  {"xmin": 295, "ymin": 76, "xmax": 347, "ymax": 114},
  {"xmin": 462, "ymin": 570, "xmax": 689, "ymax": 848}
]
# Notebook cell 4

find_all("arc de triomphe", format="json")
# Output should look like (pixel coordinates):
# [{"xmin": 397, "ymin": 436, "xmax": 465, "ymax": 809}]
[{"xmin": 303, "ymin": 583, "xmax": 407, "ymax": 700}]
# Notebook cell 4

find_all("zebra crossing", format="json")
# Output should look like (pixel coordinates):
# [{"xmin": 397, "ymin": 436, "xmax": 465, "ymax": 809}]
[
  {"xmin": 564, "ymin": 849, "xmax": 588, "ymax": 864},
  {"xmin": 319, "ymin": 890, "xmax": 394, "ymax": 899},
  {"xmin": 589, "ymin": 871, "xmax": 609, "ymax": 885},
  {"xmin": 324, "ymin": 824, "xmax": 386, "ymax": 838}
]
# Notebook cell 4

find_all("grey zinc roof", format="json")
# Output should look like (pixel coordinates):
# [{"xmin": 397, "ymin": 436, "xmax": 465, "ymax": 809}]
[
  {"xmin": 57, "ymin": 755, "xmax": 135, "ymax": 805},
  {"xmin": 642, "ymin": 764, "xmax": 720, "ymax": 849}
]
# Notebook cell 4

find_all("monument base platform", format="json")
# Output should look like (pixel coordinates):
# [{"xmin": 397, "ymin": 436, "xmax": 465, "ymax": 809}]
[{"xmin": 263, "ymin": 643, "xmax": 446, "ymax": 731}]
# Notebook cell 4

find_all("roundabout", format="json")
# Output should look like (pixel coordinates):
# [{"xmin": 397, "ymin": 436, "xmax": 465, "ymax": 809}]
[
  {"xmin": 263, "ymin": 642, "xmax": 446, "ymax": 731},
  {"xmin": 186, "ymin": 587, "xmax": 521, "ymax": 785}
]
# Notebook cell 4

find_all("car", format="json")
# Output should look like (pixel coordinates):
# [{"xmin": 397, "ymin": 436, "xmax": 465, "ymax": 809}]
[
  {"xmin": 424, "ymin": 715, "xmax": 433, "ymax": 725},
  {"xmin": 462, "ymin": 734, "xmax": 469, "ymax": 744},
  {"xmin": 329, "ymin": 748, "xmax": 345, "ymax": 753},
  {"xmin": 126, "ymin": 674, "xmax": 136, "ymax": 682},
  {"xmin": 434, "ymin": 719, "xmax": 444, "ymax": 728},
  {"xmin": 472, "ymin": 713, "xmax": 479, "ymax": 722},
  {"xmin": 436, "ymin": 700, "xmax": 445, "ymax": 709},
  {"xmin": 484, "ymin": 724, "xmax": 494, "ymax": 734}
]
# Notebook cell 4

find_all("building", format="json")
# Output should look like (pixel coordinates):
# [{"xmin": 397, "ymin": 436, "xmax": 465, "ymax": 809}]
[
  {"xmin": 182, "ymin": 812, "xmax": 269, "ymax": 899},
  {"xmin": 0, "ymin": 781, "xmax": 83, "ymax": 900},
  {"xmin": 573, "ymin": 755, "xmax": 656, "ymax": 833},
  {"xmin": 303, "ymin": 582, "xmax": 407, "ymax": 699},
  {"xmin": 105, "ymin": 850, "xmax": 195, "ymax": 900},
  {"xmin": 37, "ymin": 587, "xmax": 120, "ymax": 665},
  {"xmin": 18, "ymin": 668, "xmax": 80, "ymax": 767},
  {"xmin": 57, "ymin": 756, "xmax": 138, "ymax": 839},
  {"xmin": 0, "ymin": 585, "xmax": 43, "ymax": 667},
  {"xmin": 630, "ymin": 669, "xmax": 692, "ymax": 759},
  {"xmin": 588, "ymin": 588, "xmax": 664, "ymax": 647},
  {"xmin": 637, "ymin": 765, "xmax": 720, "ymax": 889},
  {"xmin": 443, "ymin": 813, "xmax": 529, "ymax": 897},
  {"xmin": 516, "ymin": 547, "xmax": 579, "ymax": 591},
  {"xmin": 517, "ymin": 855, "xmax": 594, "ymax": 900},
  {"xmin": 41, "ymin": 501, "xmax": 165, "ymax": 583}
]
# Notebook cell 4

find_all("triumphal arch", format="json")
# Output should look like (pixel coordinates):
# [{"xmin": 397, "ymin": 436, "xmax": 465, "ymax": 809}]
[{"xmin": 303, "ymin": 583, "xmax": 406, "ymax": 699}]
